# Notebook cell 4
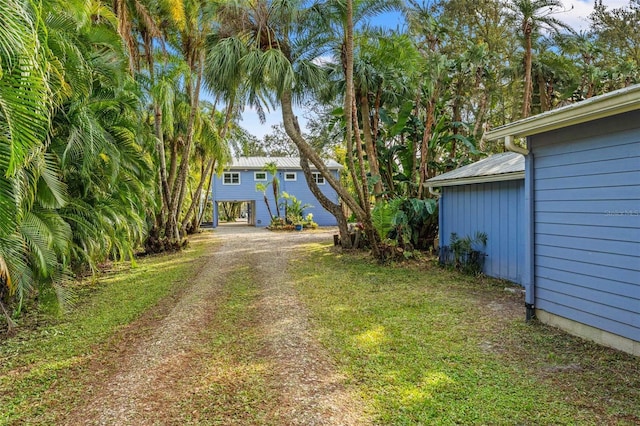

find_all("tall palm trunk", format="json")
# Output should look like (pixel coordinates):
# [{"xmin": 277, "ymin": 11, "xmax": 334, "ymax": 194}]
[
  {"xmin": 359, "ymin": 92, "xmax": 383, "ymax": 200},
  {"xmin": 280, "ymin": 91, "xmax": 365, "ymax": 220},
  {"xmin": 167, "ymin": 52, "xmax": 204, "ymax": 240},
  {"xmin": 345, "ymin": 0, "xmax": 380, "ymax": 257},
  {"xmin": 522, "ymin": 23, "xmax": 533, "ymax": 118},
  {"xmin": 418, "ymin": 98, "xmax": 436, "ymax": 198},
  {"xmin": 181, "ymin": 158, "xmax": 214, "ymax": 233}
]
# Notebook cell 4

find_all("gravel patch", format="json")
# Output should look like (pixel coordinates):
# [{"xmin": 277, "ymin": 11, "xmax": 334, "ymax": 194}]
[{"xmin": 66, "ymin": 223, "xmax": 368, "ymax": 425}]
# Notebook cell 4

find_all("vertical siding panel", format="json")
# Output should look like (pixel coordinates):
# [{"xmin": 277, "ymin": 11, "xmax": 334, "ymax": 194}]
[
  {"xmin": 517, "ymin": 181, "xmax": 525, "ymax": 284},
  {"xmin": 439, "ymin": 180, "xmax": 524, "ymax": 285},
  {"xmin": 479, "ymin": 184, "xmax": 490, "ymax": 277},
  {"xmin": 509, "ymin": 181, "xmax": 519, "ymax": 281}
]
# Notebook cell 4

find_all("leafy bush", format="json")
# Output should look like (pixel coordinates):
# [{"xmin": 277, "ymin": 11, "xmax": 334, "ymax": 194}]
[
  {"xmin": 440, "ymin": 232, "xmax": 487, "ymax": 275},
  {"xmin": 371, "ymin": 197, "xmax": 438, "ymax": 252},
  {"xmin": 280, "ymin": 192, "xmax": 312, "ymax": 224},
  {"xmin": 302, "ymin": 213, "xmax": 318, "ymax": 229}
]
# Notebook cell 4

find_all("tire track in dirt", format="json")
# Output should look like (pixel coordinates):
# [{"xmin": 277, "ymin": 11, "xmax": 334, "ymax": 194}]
[
  {"xmin": 66, "ymin": 231, "xmax": 240, "ymax": 425},
  {"xmin": 66, "ymin": 225, "xmax": 368, "ymax": 425},
  {"xmin": 251, "ymin": 232, "xmax": 369, "ymax": 426}
]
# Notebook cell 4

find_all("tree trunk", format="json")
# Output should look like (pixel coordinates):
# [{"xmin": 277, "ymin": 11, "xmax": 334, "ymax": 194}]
[
  {"xmin": 345, "ymin": 0, "xmax": 379, "ymax": 258},
  {"xmin": 473, "ymin": 90, "xmax": 488, "ymax": 145},
  {"xmin": 168, "ymin": 52, "xmax": 204, "ymax": 240},
  {"xmin": 343, "ymin": 91, "xmax": 365, "ymax": 208},
  {"xmin": 352, "ymin": 96, "xmax": 381, "ymax": 258},
  {"xmin": 195, "ymin": 101, "xmax": 234, "ymax": 229},
  {"xmin": 360, "ymin": 91, "xmax": 383, "ymax": 200},
  {"xmin": 181, "ymin": 157, "xmax": 214, "ymax": 233},
  {"xmin": 272, "ymin": 177, "xmax": 281, "ymax": 218},
  {"xmin": 522, "ymin": 26, "xmax": 533, "ymax": 118},
  {"xmin": 538, "ymin": 73, "xmax": 549, "ymax": 112},
  {"xmin": 167, "ymin": 138, "xmax": 179, "ymax": 203},
  {"xmin": 450, "ymin": 87, "xmax": 462, "ymax": 161},
  {"xmin": 418, "ymin": 99, "xmax": 436, "ymax": 198},
  {"xmin": 280, "ymin": 91, "xmax": 365, "ymax": 220},
  {"xmin": 155, "ymin": 107, "xmax": 170, "ymax": 217},
  {"xmin": 298, "ymin": 154, "xmax": 352, "ymax": 249},
  {"xmin": 263, "ymin": 194, "xmax": 274, "ymax": 219}
]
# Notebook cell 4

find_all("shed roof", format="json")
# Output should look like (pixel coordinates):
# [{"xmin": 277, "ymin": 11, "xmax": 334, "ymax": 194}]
[
  {"xmin": 485, "ymin": 84, "xmax": 640, "ymax": 141},
  {"xmin": 425, "ymin": 152, "xmax": 524, "ymax": 187},
  {"xmin": 227, "ymin": 156, "xmax": 343, "ymax": 170}
]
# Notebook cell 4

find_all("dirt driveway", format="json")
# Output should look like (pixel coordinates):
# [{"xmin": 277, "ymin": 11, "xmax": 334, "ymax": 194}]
[{"xmin": 66, "ymin": 224, "xmax": 368, "ymax": 425}]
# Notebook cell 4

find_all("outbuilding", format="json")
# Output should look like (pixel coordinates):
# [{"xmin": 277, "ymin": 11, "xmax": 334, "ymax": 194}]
[
  {"xmin": 485, "ymin": 85, "xmax": 640, "ymax": 356},
  {"xmin": 426, "ymin": 152, "xmax": 525, "ymax": 284}
]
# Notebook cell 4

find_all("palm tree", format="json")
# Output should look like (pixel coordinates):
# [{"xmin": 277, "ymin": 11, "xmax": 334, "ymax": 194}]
[
  {"xmin": 310, "ymin": 0, "xmax": 401, "ymax": 201},
  {"xmin": 506, "ymin": 0, "xmax": 570, "ymax": 118},
  {"xmin": 0, "ymin": 0, "xmax": 59, "ymax": 324},
  {"xmin": 0, "ymin": 0, "xmax": 51, "ymax": 177},
  {"xmin": 152, "ymin": 0, "xmax": 223, "ymax": 243},
  {"xmin": 264, "ymin": 162, "xmax": 281, "ymax": 219},
  {"xmin": 255, "ymin": 183, "xmax": 275, "ymax": 220},
  {"xmin": 180, "ymin": 104, "xmax": 231, "ymax": 233},
  {"xmin": 1, "ymin": 0, "xmax": 159, "ymax": 325},
  {"xmin": 206, "ymin": 0, "xmax": 389, "ymax": 253}
]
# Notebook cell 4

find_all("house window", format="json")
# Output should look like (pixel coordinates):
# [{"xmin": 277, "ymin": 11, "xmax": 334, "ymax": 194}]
[
  {"xmin": 223, "ymin": 172, "xmax": 240, "ymax": 185},
  {"xmin": 284, "ymin": 172, "xmax": 297, "ymax": 181},
  {"xmin": 254, "ymin": 171, "xmax": 267, "ymax": 181},
  {"xmin": 312, "ymin": 172, "xmax": 325, "ymax": 184}
]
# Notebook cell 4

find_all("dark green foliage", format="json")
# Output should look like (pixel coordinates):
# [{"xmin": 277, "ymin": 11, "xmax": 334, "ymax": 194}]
[
  {"xmin": 441, "ymin": 232, "xmax": 488, "ymax": 275},
  {"xmin": 372, "ymin": 197, "xmax": 438, "ymax": 256},
  {"xmin": 280, "ymin": 192, "xmax": 312, "ymax": 224}
]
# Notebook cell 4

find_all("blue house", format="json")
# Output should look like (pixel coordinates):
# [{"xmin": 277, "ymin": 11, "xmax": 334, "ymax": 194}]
[
  {"xmin": 426, "ymin": 152, "xmax": 525, "ymax": 284},
  {"xmin": 211, "ymin": 157, "xmax": 342, "ymax": 228},
  {"xmin": 480, "ymin": 85, "xmax": 639, "ymax": 356}
]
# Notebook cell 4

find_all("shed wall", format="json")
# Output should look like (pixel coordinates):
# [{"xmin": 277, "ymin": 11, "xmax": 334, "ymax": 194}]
[
  {"xmin": 531, "ymin": 110, "xmax": 640, "ymax": 343},
  {"xmin": 441, "ymin": 180, "xmax": 525, "ymax": 284}
]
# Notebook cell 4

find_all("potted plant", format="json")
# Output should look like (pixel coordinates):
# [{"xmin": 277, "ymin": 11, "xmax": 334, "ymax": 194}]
[{"xmin": 280, "ymin": 192, "xmax": 312, "ymax": 232}]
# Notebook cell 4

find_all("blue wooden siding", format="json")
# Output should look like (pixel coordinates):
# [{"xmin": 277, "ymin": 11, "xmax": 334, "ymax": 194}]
[
  {"xmin": 212, "ymin": 169, "xmax": 340, "ymax": 227},
  {"xmin": 530, "ymin": 110, "xmax": 640, "ymax": 342},
  {"xmin": 441, "ymin": 179, "xmax": 525, "ymax": 284}
]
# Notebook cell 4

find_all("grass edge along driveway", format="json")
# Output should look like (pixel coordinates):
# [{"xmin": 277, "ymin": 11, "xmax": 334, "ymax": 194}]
[
  {"xmin": 1, "ymin": 236, "xmax": 638, "ymax": 425},
  {"xmin": 0, "ymin": 240, "xmax": 209, "ymax": 424},
  {"xmin": 290, "ymin": 243, "xmax": 640, "ymax": 425}
]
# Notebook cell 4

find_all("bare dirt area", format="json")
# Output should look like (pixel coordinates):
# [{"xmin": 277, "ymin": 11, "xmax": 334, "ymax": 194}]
[{"xmin": 65, "ymin": 223, "xmax": 369, "ymax": 425}]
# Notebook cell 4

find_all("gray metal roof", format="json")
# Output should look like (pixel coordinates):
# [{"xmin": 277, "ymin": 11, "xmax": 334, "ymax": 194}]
[
  {"xmin": 425, "ymin": 152, "xmax": 524, "ymax": 187},
  {"xmin": 227, "ymin": 156, "xmax": 343, "ymax": 170},
  {"xmin": 485, "ymin": 84, "xmax": 640, "ymax": 140}
]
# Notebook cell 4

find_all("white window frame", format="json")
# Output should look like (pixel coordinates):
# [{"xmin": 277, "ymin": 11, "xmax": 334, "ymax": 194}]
[
  {"xmin": 254, "ymin": 171, "xmax": 267, "ymax": 181},
  {"xmin": 223, "ymin": 172, "xmax": 241, "ymax": 185},
  {"xmin": 312, "ymin": 172, "xmax": 325, "ymax": 185},
  {"xmin": 284, "ymin": 172, "xmax": 297, "ymax": 181}
]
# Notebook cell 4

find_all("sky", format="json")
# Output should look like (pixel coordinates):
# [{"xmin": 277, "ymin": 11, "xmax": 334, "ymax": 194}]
[{"xmin": 238, "ymin": 0, "xmax": 631, "ymax": 140}]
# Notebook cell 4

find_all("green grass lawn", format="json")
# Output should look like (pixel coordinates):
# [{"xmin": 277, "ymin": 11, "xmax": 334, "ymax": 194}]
[
  {"xmin": 1, "ymin": 237, "xmax": 638, "ymax": 425},
  {"xmin": 290, "ymin": 243, "xmax": 640, "ymax": 425},
  {"xmin": 0, "ymin": 240, "xmax": 209, "ymax": 424}
]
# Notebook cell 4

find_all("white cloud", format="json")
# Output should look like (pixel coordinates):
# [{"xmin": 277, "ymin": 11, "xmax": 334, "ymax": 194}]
[
  {"xmin": 557, "ymin": 0, "xmax": 632, "ymax": 31},
  {"xmin": 240, "ymin": 107, "xmax": 309, "ymax": 140}
]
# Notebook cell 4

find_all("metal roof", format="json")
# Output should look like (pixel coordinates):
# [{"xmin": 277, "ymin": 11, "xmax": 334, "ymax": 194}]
[
  {"xmin": 485, "ymin": 84, "xmax": 640, "ymax": 141},
  {"xmin": 425, "ymin": 152, "xmax": 524, "ymax": 187},
  {"xmin": 227, "ymin": 156, "xmax": 343, "ymax": 170}
]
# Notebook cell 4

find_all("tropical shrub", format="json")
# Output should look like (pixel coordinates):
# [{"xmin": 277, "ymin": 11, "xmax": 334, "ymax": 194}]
[
  {"xmin": 302, "ymin": 213, "xmax": 318, "ymax": 229},
  {"xmin": 372, "ymin": 197, "xmax": 438, "ymax": 251},
  {"xmin": 280, "ymin": 192, "xmax": 312, "ymax": 224},
  {"xmin": 440, "ymin": 232, "xmax": 488, "ymax": 275}
]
